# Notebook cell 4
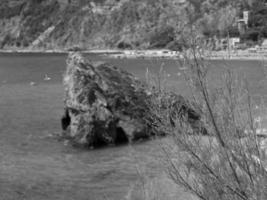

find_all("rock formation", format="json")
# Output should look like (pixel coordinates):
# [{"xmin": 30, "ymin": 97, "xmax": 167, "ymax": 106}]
[{"xmin": 62, "ymin": 53, "xmax": 205, "ymax": 147}]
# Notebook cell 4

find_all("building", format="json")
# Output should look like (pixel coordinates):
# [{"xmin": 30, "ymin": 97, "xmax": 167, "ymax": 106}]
[
  {"xmin": 229, "ymin": 37, "xmax": 240, "ymax": 49},
  {"xmin": 262, "ymin": 39, "xmax": 267, "ymax": 47},
  {"xmin": 237, "ymin": 11, "xmax": 249, "ymax": 35},
  {"xmin": 259, "ymin": 39, "xmax": 267, "ymax": 51},
  {"xmin": 243, "ymin": 11, "xmax": 249, "ymax": 25}
]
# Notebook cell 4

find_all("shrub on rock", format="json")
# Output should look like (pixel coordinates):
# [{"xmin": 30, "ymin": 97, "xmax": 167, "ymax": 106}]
[{"xmin": 62, "ymin": 53, "xmax": 205, "ymax": 148}]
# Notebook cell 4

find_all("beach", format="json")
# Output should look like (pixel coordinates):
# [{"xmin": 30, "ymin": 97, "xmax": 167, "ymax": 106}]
[{"xmin": 1, "ymin": 48, "xmax": 267, "ymax": 61}]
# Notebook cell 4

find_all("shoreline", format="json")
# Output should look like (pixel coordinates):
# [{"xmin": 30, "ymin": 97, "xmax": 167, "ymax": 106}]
[{"xmin": 0, "ymin": 49, "xmax": 266, "ymax": 61}]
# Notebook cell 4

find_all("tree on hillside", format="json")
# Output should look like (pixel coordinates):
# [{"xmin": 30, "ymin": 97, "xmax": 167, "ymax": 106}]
[
  {"xmin": 197, "ymin": 4, "xmax": 238, "ymax": 38},
  {"xmin": 217, "ymin": 5, "xmax": 238, "ymax": 37},
  {"xmin": 248, "ymin": 0, "xmax": 267, "ymax": 38}
]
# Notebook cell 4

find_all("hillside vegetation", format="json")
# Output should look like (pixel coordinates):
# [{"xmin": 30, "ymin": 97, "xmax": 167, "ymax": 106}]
[{"xmin": 0, "ymin": 0, "xmax": 266, "ymax": 50}]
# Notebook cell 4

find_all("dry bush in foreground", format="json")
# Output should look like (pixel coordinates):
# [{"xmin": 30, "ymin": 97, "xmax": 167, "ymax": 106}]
[{"xmin": 147, "ymin": 43, "xmax": 267, "ymax": 200}]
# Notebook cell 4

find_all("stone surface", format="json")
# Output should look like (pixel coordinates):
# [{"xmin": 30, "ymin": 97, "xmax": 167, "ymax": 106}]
[{"xmin": 62, "ymin": 52, "xmax": 205, "ymax": 147}]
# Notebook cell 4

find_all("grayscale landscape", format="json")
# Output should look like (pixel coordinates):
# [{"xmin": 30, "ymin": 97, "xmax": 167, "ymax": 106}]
[{"xmin": 0, "ymin": 1, "xmax": 267, "ymax": 200}]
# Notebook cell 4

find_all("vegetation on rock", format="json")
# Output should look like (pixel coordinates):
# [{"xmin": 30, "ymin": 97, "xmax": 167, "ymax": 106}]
[{"xmin": 62, "ymin": 52, "xmax": 205, "ymax": 147}]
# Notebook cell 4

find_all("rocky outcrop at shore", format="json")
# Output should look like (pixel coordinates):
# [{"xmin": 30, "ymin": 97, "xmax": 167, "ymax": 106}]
[{"xmin": 61, "ymin": 53, "xmax": 205, "ymax": 147}]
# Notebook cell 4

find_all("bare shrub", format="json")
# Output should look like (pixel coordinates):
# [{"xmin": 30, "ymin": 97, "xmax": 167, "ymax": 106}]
[{"xmin": 147, "ymin": 38, "xmax": 267, "ymax": 200}]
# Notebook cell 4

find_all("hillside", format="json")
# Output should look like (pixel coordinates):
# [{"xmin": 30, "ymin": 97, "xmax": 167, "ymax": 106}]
[{"xmin": 0, "ymin": 0, "xmax": 266, "ymax": 50}]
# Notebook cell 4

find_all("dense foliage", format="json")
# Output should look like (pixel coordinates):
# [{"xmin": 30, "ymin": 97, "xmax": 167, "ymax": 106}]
[
  {"xmin": 0, "ymin": 0, "xmax": 266, "ymax": 50},
  {"xmin": 245, "ymin": 0, "xmax": 267, "ymax": 41}
]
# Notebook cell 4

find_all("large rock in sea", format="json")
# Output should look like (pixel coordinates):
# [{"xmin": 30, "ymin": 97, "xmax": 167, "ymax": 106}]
[{"xmin": 62, "ymin": 53, "xmax": 204, "ymax": 147}]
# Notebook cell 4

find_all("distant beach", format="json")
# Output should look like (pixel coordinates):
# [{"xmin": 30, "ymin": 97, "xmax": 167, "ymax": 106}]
[{"xmin": 0, "ymin": 48, "xmax": 267, "ymax": 61}]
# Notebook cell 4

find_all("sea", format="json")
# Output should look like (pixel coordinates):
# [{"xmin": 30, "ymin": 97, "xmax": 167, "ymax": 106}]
[{"xmin": 0, "ymin": 53, "xmax": 266, "ymax": 200}]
